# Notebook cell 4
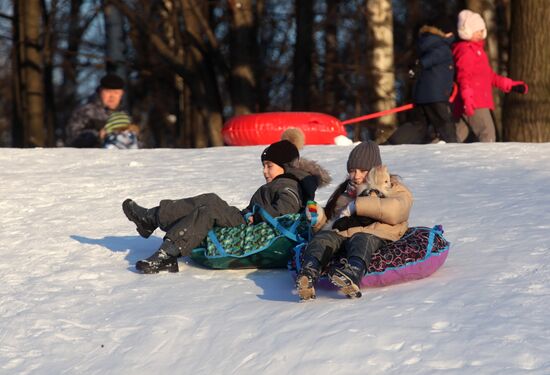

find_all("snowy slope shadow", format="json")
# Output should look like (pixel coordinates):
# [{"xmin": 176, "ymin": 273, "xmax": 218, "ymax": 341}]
[
  {"xmin": 246, "ymin": 269, "xmax": 300, "ymax": 303},
  {"xmin": 71, "ymin": 234, "xmax": 162, "ymax": 265}
]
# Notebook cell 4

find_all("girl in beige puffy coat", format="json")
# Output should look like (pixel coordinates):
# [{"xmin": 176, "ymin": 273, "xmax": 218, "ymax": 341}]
[{"xmin": 297, "ymin": 141, "xmax": 413, "ymax": 301}]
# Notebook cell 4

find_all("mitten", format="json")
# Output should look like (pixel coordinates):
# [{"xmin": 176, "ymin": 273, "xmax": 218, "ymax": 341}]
[
  {"xmin": 511, "ymin": 81, "xmax": 528, "ymax": 94},
  {"xmin": 305, "ymin": 201, "xmax": 318, "ymax": 225}
]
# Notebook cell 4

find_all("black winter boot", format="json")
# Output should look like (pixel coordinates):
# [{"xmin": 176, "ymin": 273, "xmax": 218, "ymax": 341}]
[
  {"xmin": 135, "ymin": 240, "xmax": 179, "ymax": 274},
  {"xmin": 296, "ymin": 255, "xmax": 321, "ymax": 301},
  {"xmin": 328, "ymin": 256, "xmax": 365, "ymax": 298},
  {"xmin": 122, "ymin": 199, "xmax": 159, "ymax": 238}
]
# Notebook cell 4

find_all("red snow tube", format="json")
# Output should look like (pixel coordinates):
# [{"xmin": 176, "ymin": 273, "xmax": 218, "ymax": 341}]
[{"xmin": 222, "ymin": 112, "xmax": 346, "ymax": 146}]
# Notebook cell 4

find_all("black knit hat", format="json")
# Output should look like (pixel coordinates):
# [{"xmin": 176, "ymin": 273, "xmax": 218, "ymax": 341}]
[
  {"xmin": 347, "ymin": 140, "xmax": 382, "ymax": 172},
  {"xmin": 100, "ymin": 73, "xmax": 124, "ymax": 90},
  {"xmin": 261, "ymin": 140, "xmax": 299, "ymax": 168}
]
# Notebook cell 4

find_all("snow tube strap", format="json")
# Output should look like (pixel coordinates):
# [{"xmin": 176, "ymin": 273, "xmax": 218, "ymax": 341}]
[
  {"xmin": 208, "ymin": 230, "xmax": 227, "ymax": 256},
  {"xmin": 425, "ymin": 224, "xmax": 443, "ymax": 259},
  {"xmin": 206, "ymin": 205, "xmax": 305, "ymax": 256},
  {"xmin": 253, "ymin": 205, "xmax": 303, "ymax": 243}
]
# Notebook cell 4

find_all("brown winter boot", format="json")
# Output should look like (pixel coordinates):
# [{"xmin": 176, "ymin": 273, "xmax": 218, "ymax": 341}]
[
  {"xmin": 296, "ymin": 255, "xmax": 321, "ymax": 301},
  {"xmin": 328, "ymin": 257, "xmax": 365, "ymax": 299}
]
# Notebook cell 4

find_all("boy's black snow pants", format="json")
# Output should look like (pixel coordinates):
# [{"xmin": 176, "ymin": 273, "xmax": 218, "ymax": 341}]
[{"xmin": 157, "ymin": 193, "xmax": 245, "ymax": 256}]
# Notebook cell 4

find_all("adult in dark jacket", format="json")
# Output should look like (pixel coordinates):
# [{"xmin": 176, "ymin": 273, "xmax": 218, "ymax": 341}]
[
  {"xmin": 66, "ymin": 73, "xmax": 128, "ymax": 147},
  {"xmin": 412, "ymin": 24, "xmax": 457, "ymax": 143},
  {"xmin": 123, "ymin": 140, "xmax": 331, "ymax": 274}
]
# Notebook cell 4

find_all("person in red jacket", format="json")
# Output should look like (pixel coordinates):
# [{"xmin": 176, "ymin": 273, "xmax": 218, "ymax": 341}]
[{"xmin": 453, "ymin": 9, "xmax": 528, "ymax": 142}]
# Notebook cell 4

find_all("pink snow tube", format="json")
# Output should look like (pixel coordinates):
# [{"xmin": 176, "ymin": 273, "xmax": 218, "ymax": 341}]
[
  {"xmin": 222, "ymin": 112, "xmax": 347, "ymax": 146},
  {"xmin": 293, "ymin": 225, "xmax": 450, "ymax": 288}
]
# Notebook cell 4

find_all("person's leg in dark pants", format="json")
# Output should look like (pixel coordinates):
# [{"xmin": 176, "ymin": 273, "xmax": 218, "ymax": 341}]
[
  {"xmin": 163, "ymin": 198, "xmax": 245, "ymax": 257},
  {"xmin": 122, "ymin": 193, "xmax": 227, "ymax": 239},
  {"xmin": 156, "ymin": 193, "xmax": 241, "ymax": 230},
  {"xmin": 412, "ymin": 105, "xmax": 432, "ymax": 144},
  {"xmin": 296, "ymin": 231, "xmax": 346, "ymax": 301},
  {"xmin": 424, "ymin": 102, "xmax": 457, "ymax": 143},
  {"xmin": 135, "ymin": 193, "xmax": 244, "ymax": 274},
  {"xmin": 329, "ymin": 233, "xmax": 386, "ymax": 298}
]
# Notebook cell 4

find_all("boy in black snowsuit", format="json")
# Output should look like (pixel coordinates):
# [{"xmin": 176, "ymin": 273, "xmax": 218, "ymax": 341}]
[{"xmin": 123, "ymin": 140, "xmax": 330, "ymax": 274}]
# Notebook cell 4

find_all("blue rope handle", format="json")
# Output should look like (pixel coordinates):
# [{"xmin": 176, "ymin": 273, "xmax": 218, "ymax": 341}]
[
  {"xmin": 254, "ymin": 205, "xmax": 300, "ymax": 242},
  {"xmin": 293, "ymin": 243, "xmax": 306, "ymax": 271},
  {"xmin": 425, "ymin": 224, "xmax": 443, "ymax": 259},
  {"xmin": 207, "ymin": 229, "xmax": 227, "ymax": 256},
  {"xmin": 206, "ymin": 205, "xmax": 307, "ymax": 256}
]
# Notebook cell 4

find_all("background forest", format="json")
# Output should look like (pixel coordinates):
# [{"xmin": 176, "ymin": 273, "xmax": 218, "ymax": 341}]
[{"xmin": 0, "ymin": 0, "xmax": 548, "ymax": 148}]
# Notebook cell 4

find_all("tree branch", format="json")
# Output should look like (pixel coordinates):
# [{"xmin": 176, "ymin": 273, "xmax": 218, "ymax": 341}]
[
  {"xmin": 0, "ymin": 12, "xmax": 14, "ymax": 21},
  {"xmin": 105, "ymin": 0, "xmax": 197, "ymax": 85}
]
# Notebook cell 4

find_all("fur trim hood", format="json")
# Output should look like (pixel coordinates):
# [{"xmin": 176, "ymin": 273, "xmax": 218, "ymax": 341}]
[
  {"xmin": 419, "ymin": 25, "xmax": 448, "ymax": 38},
  {"xmin": 278, "ymin": 127, "xmax": 331, "ymax": 188},
  {"xmin": 297, "ymin": 157, "xmax": 332, "ymax": 188},
  {"xmin": 283, "ymin": 157, "xmax": 332, "ymax": 205}
]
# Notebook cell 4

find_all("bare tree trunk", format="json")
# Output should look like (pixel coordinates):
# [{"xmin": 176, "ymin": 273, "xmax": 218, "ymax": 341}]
[
  {"xmin": 229, "ymin": 0, "xmax": 258, "ymax": 115},
  {"xmin": 365, "ymin": 0, "xmax": 396, "ymax": 144},
  {"xmin": 292, "ymin": 0, "xmax": 313, "ymax": 110},
  {"xmin": 104, "ymin": 2, "xmax": 126, "ymax": 77},
  {"xmin": 503, "ymin": 0, "xmax": 550, "ymax": 142},
  {"xmin": 323, "ymin": 0, "xmax": 338, "ymax": 115},
  {"xmin": 12, "ymin": 10, "xmax": 23, "ymax": 147},
  {"xmin": 255, "ymin": 0, "xmax": 268, "ymax": 112},
  {"xmin": 59, "ymin": 0, "xmax": 84, "ymax": 143},
  {"xmin": 161, "ymin": 0, "xmax": 185, "ymax": 147},
  {"xmin": 41, "ymin": 0, "xmax": 57, "ymax": 146},
  {"xmin": 496, "ymin": 0, "xmax": 511, "ymax": 75},
  {"xmin": 15, "ymin": 0, "xmax": 46, "ymax": 147},
  {"xmin": 353, "ymin": 23, "xmax": 364, "ymax": 141},
  {"xmin": 402, "ymin": 0, "xmax": 420, "ymax": 100},
  {"xmin": 181, "ymin": 0, "xmax": 224, "ymax": 147}
]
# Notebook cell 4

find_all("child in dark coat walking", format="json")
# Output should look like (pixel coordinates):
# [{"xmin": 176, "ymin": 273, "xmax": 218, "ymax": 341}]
[
  {"xmin": 123, "ymin": 140, "xmax": 331, "ymax": 274},
  {"xmin": 412, "ymin": 22, "xmax": 457, "ymax": 143}
]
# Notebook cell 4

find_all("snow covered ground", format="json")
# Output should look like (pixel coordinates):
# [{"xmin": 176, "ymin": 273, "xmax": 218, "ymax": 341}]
[{"xmin": 1, "ymin": 143, "xmax": 550, "ymax": 375}]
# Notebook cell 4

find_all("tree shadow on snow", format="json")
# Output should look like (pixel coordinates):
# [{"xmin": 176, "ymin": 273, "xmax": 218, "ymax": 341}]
[
  {"xmin": 246, "ymin": 269, "xmax": 299, "ymax": 303},
  {"xmin": 70, "ymin": 234, "xmax": 162, "ymax": 272}
]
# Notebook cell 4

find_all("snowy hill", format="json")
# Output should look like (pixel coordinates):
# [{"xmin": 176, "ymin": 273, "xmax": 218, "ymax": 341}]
[{"xmin": 1, "ymin": 143, "xmax": 550, "ymax": 374}]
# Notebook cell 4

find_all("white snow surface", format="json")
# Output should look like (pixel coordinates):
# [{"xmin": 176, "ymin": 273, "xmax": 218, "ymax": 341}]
[{"xmin": 1, "ymin": 143, "xmax": 550, "ymax": 375}]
